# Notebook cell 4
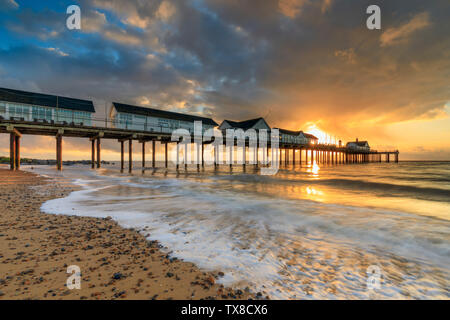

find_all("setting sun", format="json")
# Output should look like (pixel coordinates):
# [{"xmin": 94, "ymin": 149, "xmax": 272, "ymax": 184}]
[{"xmin": 305, "ymin": 124, "xmax": 338, "ymax": 145}]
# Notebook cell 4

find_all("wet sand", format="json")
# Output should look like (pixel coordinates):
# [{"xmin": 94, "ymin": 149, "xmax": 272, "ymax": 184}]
[{"xmin": 0, "ymin": 169, "xmax": 254, "ymax": 300}]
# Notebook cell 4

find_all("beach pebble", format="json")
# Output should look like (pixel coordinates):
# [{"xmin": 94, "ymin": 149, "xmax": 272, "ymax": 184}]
[{"xmin": 113, "ymin": 272, "xmax": 123, "ymax": 280}]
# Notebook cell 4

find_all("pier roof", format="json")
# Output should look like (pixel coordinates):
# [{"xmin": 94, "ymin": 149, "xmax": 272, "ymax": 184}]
[
  {"xmin": 347, "ymin": 140, "xmax": 369, "ymax": 146},
  {"xmin": 276, "ymin": 128, "xmax": 303, "ymax": 135},
  {"xmin": 220, "ymin": 117, "xmax": 271, "ymax": 130},
  {"xmin": 112, "ymin": 102, "xmax": 218, "ymax": 126},
  {"xmin": 0, "ymin": 87, "xmax": 95, "ymax": 113},
  {"xmin": 303, "ymin": 132, "xmax": 318, "ymax": 140}
]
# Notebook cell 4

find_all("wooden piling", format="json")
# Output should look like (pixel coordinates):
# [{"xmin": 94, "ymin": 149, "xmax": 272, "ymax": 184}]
[
  {"xmin": 185, "ymin": 142, "xmax": 188, "ymax": 169},
  {"xmin": 15, "ymin": 135, "xmax": 20, "ymax": 170},
  {"xmin": 229, "ymin": 144, "xmax": 233, "ymax": 169},
  {"xmin": 56, "ymin": 135, "xmax": 62, "ymax": 171},
  {"xmin": 165, "ymin": 142, "xmax": 168, "ymax": 168},
  {"xmin": 96, "ymin": 138, "xmax": 101, "ymax": 168},
  {"xmin": 91, "ymin": 139, "xmax": 95, "ymax": 169},
  {"xmin": 176, "ymin": 142, "xmax": 179, "ymax": 170},
  {"xmin": 120, "ymin": 141, "xmax": 124, "ymax": 172},
  {"xmin": 142, "ymin": 141, "xmax": 145, "ymax": 172},
  {"xmin": 10, "ymin": 133, "xmax": 15, "ymax": 170},
  {"xmin": 152, "ymin": 140, "xmax": 156, "ymax": 168},
  {"xmin": 128, "ymin": 139, "xmax": 132, "ymax": 173},
  {"xmin": 201, "ymin": 143, "xmax": 204, "ymax": 168},
  {"xmin": 299, "ymin": 148, "xmax": 302, "ymax": 166},
  {"xmin": 255, "ymin": 145, "xmax": 259, "ymax": 167},
  {"xmin": 198, "ymin": 142, "xmax": 201, "ymax": 170}
]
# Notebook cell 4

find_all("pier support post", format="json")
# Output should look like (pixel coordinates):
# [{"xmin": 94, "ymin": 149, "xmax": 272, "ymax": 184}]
[
  {"xmin": 176, "ymin": 142, "xmax": 180, "ymax": 170},
  {"xmin": 10, "ymin": 133, "xmax": 16, "ymax": 170},
  {"xmin": 165, "ymin": 142, "xmax": 168, "ymax": 168},
  {"xmin": 91, "ymin": 139, "xmax": 96, "ymax": 169},
  {"xmin": 395, "ymin": 152, "xmax": 399, "ymax": 163},
  {"xmin": 185, "ymin": 142, "xmax": 189, "ymax": 169},
  {"xmin": 120, "ymin": 141, "xmax": 124, "ymax": 172},
  {"xmin": 201, "ymin": 143, "xmax": 204, "ymax": 168},
  {"xmin": 56, "ymin": 135, "xmax": 62, "ymax": 171},
  {"xmin": 128, "ymin": 139, "xmax": 132, "ymax": 173},
  {"xmin": 15, "ymin": 135, "xmax": 20, "ymax": 170},
  {"xmin": 299, "ymin": 148, "xmax": 302, "ymax": 166},
  {"xmin": 293, "ymin": 148, "xmax": 296, "ymax": 166},
  {"xmin": 152, "ymin": 140, "xmax": 156, "ymax": 168},
  {"xmin": 285, "ymin": 148, "xmax": 289, "ymax": 165},
  {"xmin": 255, "ymin": 145, "xmax": 259, "ymax": 168},
  {"xmin": 311, "ymin": 149, "xmax": 314, "ymax": 164},
  {"xmin": 229, "ymin": 144, "xmax": 233, "ymax": 169},
  {"xmin": 142, "ymin": 141, "xmax": 145, "ymax": 172},
  {"xmin": 213, "ymin": 143, "xmax": 217, "ymax": 169},
  {"xmin": 96, "ymin": 138, "xmax": 101, "ymax": 168},
  {"xmin": 243, "ymin": 145, "xmax": 247, "ymax": 169},
  {"xmin": 274, "ymin": 146, "xmax": 278, "ymax": 166},
  {"xmin": 198, "ymin": 142, "xmax": 201, "ymax": 170}
]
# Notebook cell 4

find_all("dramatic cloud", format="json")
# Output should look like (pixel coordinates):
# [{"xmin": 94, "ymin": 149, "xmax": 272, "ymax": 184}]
[
  {"xmin": 0, "ymin": 0, "xmax": 18, "ymax": 11},
  {"xmin": 380, "ymin": 12, "xmax": 431, "ymax": 47},
  {"xmin": 0, "ymin": 0, "xmax": 449, "ymax": 160}
]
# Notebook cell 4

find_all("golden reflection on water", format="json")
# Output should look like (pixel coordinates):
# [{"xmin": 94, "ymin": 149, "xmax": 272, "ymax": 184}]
[{"xmin": 307, "ymin": 162, "xmax": 320, "ymax": 176}]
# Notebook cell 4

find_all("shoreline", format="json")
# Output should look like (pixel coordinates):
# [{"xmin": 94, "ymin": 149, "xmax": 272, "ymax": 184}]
[{"xmin": 0, "ymin": 169, "xmax": 255, "ymax": 300}]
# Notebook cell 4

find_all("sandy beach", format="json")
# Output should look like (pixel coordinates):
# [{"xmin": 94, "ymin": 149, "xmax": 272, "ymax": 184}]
[{"xmin": 0, "ymin": 169, "xmax": 254, "ymax": 300}]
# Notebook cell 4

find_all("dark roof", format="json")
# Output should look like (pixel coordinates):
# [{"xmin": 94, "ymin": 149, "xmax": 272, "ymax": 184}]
[
  {"xmin": 276, "ymin": 129, "xmax": 318, "ymax": 139},
  {"xmin": 0, "ymin": 87, "xmax": 95, "ymax": 112},
  {"xmin": 346, "ymin": 141, "xmax": 369, "ymax": 147},
  {"xmin": 222, "ymin": 117, "xmax": 269, "ymax": 130},
  {"xmin": 303, "ymin": 132, "xmax": 318, "ymax": 140},
  {"xmin": 276, "ymin": 128, "xmax": 303, "ymax": 136},
  {"xmin": 112, "ymin": 102, "xmax": 218, "ymax": 126}
]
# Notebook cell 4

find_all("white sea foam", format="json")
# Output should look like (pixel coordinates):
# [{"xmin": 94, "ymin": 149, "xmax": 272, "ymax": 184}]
[{"xmin": 30, "ymin": 164, "xmax": 450, "ymax": 299}]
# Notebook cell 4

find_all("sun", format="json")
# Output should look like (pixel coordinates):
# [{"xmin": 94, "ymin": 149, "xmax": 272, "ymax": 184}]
[{"xmin": 305, "ymin": 124, "xmax": 335, "ymax": 145}]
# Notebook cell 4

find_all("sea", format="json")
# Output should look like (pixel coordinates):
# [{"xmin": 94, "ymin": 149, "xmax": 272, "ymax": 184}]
[{"xmin": 24, "ymin": 161, "xmax": 450, "ymax": 299}]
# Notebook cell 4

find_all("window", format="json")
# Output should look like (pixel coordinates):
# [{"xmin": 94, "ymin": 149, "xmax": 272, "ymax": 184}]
[
  {"xmin": 118, "ymin": 113, "xmax": 132, "ymax": 129},
  {"xmin": 158, "ymin": 118, "xmax": 169, "ymax": 128},
  {"xmin": 0, "ymin": 102, "xmax": 5, "ymax": 114},
  {"xmin": 46, "ymin": 108, "xmax": 52, "ymax": 121},
  {"xmin": 133, "ymin": 115, "xmax": 146, "ymax": 130}
]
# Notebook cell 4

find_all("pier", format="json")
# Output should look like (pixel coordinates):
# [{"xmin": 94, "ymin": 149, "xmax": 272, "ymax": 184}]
[
  {"xmin": 1, "ymin": 118, "xmax": 399, "ymax": 172},
  {"xmin": 0, "ymin": 87, "xmax": 399, "ymax": 172}
]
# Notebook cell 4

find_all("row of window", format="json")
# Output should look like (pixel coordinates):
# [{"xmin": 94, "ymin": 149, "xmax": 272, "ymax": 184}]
[
  {"xmin": 0, "ymin": 101, "xmax": 92, "ymax": 125},
  {"xmin": 280, "ymin": 134, "xmax": 310, "ymax": 144},
  {"xmin": 114, "ymin": 112, "xmax": 213, "ymax": 133}
]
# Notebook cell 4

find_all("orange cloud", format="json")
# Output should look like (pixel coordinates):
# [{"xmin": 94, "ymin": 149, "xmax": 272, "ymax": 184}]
[{"xmin": 380, "ymin": 12, "xmax": 431, "ymax": 47}]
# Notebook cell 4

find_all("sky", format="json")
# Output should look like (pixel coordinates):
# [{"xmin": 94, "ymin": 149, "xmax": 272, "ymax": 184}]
[{"xmin": 0, "ymin": 0, "xmax": 449, "ymax": 160}]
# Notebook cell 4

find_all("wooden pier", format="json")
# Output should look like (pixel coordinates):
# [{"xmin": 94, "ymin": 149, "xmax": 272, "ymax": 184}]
[{"xmin": 1, "ymin": 119, "xmax": 399, "ymax": 172}]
